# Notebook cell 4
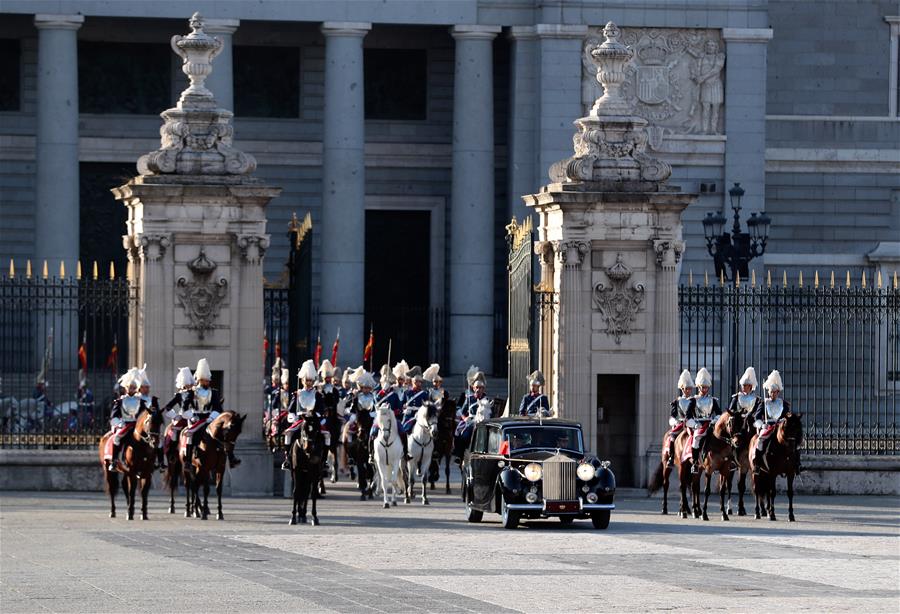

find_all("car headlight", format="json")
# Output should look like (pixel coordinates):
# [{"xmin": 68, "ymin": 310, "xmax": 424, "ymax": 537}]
[
  {"xmin": 586, "ymin": 492, "xmax": 598, "ymax": 503},
  {"xmin": 523, "ymin": 462, "xmax": 542, "ymax": 482},
  {"xmin": 576, "ymin": 462, "xmax": 596, "ymax": 481}
]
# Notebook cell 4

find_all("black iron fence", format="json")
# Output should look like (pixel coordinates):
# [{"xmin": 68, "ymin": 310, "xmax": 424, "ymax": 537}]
[
  {"xmin": 1, "ymin": 265, "xmax": 135, "ymax": 448},
  {"xmin": 679, "ymin": 275, "xmax": 900, "ymax": 455}
]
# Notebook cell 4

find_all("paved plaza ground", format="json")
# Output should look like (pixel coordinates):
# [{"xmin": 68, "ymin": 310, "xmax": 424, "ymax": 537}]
[{"xmin": 1, "ymin": 474, "xmax": 898, "ymax": 613}]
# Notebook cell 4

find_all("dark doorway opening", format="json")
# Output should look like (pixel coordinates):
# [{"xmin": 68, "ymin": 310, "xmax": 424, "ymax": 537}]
[
  {"xmin": 596, "ymin": 374, "xmax": 638, "ymax": 487},
  {"xmin": 364, "ymin": 210, "xmax": 430, "ymax": 368}
]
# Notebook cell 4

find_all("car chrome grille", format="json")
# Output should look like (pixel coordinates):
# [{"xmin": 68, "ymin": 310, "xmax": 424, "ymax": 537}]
[{"xmin": 543, "ymin": 454, "xmax": 576, "ymax": 500}]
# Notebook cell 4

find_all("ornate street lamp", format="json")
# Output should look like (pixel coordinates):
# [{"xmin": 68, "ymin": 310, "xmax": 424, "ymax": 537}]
[{"xmin": 702, "ymin": 183, "xmax": 771, "ymax": 281}]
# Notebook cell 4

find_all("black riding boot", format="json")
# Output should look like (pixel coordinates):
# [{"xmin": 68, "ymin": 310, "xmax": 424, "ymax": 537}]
[
  {"xmin": 228, "ymin": 451, "xmax": 241, "ymax": 468},
  {"xmin": 108, "ymin": 442, "xmax": 120, "ymax": 472},
  {"xmin": 667, "ymin": 439, "xmax": 676, "ymax": 468},
  {"xmin": 690, "ymin": 446, "xmax": 700, "ymax": 473},
  {"xmin": 752, "ymin": 448, "xmax": 762, "ymax": 475},
  {"xmin": 156, "ymin": 447, "xmax": 166, "ymax": 470}
]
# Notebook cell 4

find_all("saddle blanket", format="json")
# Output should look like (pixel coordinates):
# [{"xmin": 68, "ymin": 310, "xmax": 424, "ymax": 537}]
[{"xmin": 681, "ymin": 423, "xmax": 709, "ymax": 462}]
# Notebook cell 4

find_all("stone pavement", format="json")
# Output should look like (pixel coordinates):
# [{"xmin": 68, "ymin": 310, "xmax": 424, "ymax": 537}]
[{"xmin": 1, "ymin": 475, "xmax": 898, "ymax": 613}]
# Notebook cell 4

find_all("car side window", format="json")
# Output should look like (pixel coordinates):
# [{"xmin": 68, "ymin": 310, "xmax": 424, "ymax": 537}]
[
  {"xmin": 487, "ymin": 427, "xmax": 502, "ymax": 454},
  {"xmin": 472, "ymin": 425, "xmax": 489, "ymax": 454}
]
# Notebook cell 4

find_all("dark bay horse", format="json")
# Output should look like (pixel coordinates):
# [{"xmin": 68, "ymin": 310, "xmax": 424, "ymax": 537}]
[
  {"xmin": 648, "ymin": 427, "xmax": 692, "ymax": 518},
  {"xmin": 98, "ymin": 408, "xmax": 163, "ymax": 520},
  {"xmin": 726, "ymin": 410, "xmax": 754, "ymax": 517},
  {"xmin": 162, "ymin": 417, "xmax": 187, "ymax": 515},
  {"xmin": 182, "ymin": 412, "xmax": 246, "ymax": 520},
  {"xmin": 290, "ymin": 418, "xmax": 325, "ymax": 525},
  {"xmin": 750, "ymin": 412, "xmax": 803, "ymax": 521},
  {"xmin": 428, "ymin": 398, "xmax": 457, "ymax": 494},
  {"xmin": 693, "ymin": 411, "xmax": 740, "ymax": 521},
  {"xmin": 322, "ymin": 403, "xmax": 343, "ymax": 484},
  {"xmin": 344, "ymin": 408, "xmax": 376, "ymax": 500}
]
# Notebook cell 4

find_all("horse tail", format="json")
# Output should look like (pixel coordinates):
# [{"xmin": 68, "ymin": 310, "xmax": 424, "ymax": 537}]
[{"xmin": 647, "ymin": 461, "xmax": 665, "ymax": 494}]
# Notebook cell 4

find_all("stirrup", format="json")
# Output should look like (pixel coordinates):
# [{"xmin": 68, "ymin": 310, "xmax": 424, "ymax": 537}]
[
  {"xmin": 281, "ymin": 460, "xmax": 291, "ymax": 471},
  {"xmin": 229, "ymin": 457, "xmax": 242, "ymax": 468}
]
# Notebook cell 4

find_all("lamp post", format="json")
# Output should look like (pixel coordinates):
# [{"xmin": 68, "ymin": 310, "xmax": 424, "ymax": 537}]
[{"xmin": 702, "ymin": 183, "xmax": 771, "ymax": 281}]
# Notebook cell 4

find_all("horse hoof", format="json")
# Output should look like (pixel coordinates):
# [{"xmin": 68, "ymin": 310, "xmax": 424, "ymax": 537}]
[
  {"xmin": 722, "ymin": 514, "xmax": 729, "ymax": 521},
  {"xmin": 330, "ymin": 477, "xmax": 337, "ymax": 484},
  {"xmin": 300, "ymin": 515, "xmax": 308, "ymax": 524},
  {"xmin": 217, "ymin": 513, "xmax": 224, "ymax": 521},
  {"xmin": 660, "ymin": 509, "xmax": 668, "ymax": 515},
  {"xmin": 738, "ymin": 509, "xmax": 747, "ymax": 517},
  {"xmin": 383, "ymin": 503, "xmax": 390, "ymax": 509},
  {"xmin": 423, "ymin": 500, "xmax": 429, "ymax": 506},
  {"xmin": 702, "ymin": 514, "xmax": 709, "ymax": 521},
  {"xmin": 142, "ymin": 513, "xmax": 149, "ymax": 521},
  {"xmin": 681, "ymin": 512, "xmax": 688, "ymax": 519},
  {"xmin": 789, "ymin": 514, "xmax": 796, "ymax": 522},
  {"xmin": 391, "ymin": 501, "xmax": 397, "ymax": 507},
  {"xmin": 185, "ymin": 511, "xmax": 191, "ymax": 518},
  {"xmin": 445, "ymin": 488, "xmax": 451, "ymax": 495},
  {"xmin": 109, "ymin": 511, "xmax": 116, "ymax": 518},
  {"xmin": 312, "ymin": 517, "xmax": 320, "ymax": 526},
  {"xmin": 127, "ymin": 514, "xmax": 134, "ymax": 521},
  {"xmin": 168, "ymin": 506, "xmax": 175, "ymax": 514},
  {"xmin": 404, "ymin": 498, "xmax": 411, "ymax": 505},
  {"xmin": 430, "ymin": 483, "xmax": 435, "ymax": 491},
  {"xmin": 769, "ymin": 515, "xmax": 776, "ymax": 522},
  {"xmin": 289, "ymin": 517, "xmax": 296, "ymax": 525},
  {"xmin": 754, "ymin": 513, "xmax": 761, "ymax": 520}
]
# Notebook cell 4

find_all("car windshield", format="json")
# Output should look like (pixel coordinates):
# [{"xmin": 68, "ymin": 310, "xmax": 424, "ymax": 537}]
[{"xmin": 504, "ymin": 426, "xmax": 583, "ymax": 453}]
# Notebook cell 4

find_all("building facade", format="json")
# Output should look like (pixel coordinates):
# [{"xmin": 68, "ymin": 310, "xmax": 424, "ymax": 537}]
[{"xmin": 1, "ymin": 0, "xmax": 898, "ymax": 382}]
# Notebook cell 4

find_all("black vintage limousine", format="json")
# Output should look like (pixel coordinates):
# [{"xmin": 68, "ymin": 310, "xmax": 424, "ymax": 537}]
[{"xmin": 461, "ymin": 417, "xmax": 616, "ymax": 529}]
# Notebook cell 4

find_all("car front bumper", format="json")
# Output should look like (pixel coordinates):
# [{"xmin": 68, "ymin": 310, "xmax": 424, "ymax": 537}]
[{"xmin": 505, "ymin": 502, "xmax": 615, "ymax": 512}]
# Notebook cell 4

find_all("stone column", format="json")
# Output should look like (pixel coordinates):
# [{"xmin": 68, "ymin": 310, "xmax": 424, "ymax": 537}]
[
  {"xmin": 722, "ymin": 28, "xmax": 773, "ymax": 215},
  {"xmin": 320, "ymin": 22, "xmax": 370, "ymax": 362},
  {"xmin": 507, "ymin": 26, "xmax": 539, "ymax": 223},
  {"xmin": 449, "ymin": 24, "xmax": 500, "ymax": 374},
  {"xmin": 203, "ymin": 18, "xmax": 239, "ymax": 112},
  {"xmin": 536, "ymin": 24, "xmax": 588, "ymax": 186},
  {"xmin": 555, "ymin": 240, "xmax": 590, "ymax": 439},
  {"xmin": 34, "ymin": 14, "xmax": 83, "ymax": 268}
]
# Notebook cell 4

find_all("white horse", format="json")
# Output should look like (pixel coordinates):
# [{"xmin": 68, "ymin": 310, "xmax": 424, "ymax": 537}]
[
  {"xmin": 373, "ymin": 403, "xmax": 404, "ymax": 509},
  {"xmin": 406, "ymin": 403, "xmax": 439, "ymax": 505},
  {"xmin": 474, "ymin": 398, "xmax": 493, "ymax": 424}
]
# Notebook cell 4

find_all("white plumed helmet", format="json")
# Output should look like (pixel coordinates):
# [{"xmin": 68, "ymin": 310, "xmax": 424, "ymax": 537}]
[
  {"xmin": 357, "ymin": 371, "xmax": 377, "ymax": 389},
  {"xmin": 392, "ymin": 360, "xmax": 410, "ymax": 379},
  {"xmin": 677, "ymin": 369, "xmax": 693, "ymax": 390},
  {"xmin": 738, "ymin": 367, "xmax": 758, "ymax": 391},
  {"xmin": 194, "ymin": 358, "xmax": 212, "ymax": 381},
  {"xmin": 175, "ymin": 367, "xmax": 195, "ymax": 389},
  {"xmin": 423, "ymin": 363, "xmax": 441, "ymax": 383},
  {"xmin": 137, "ymin": 363, "xmax": 151, "ymax": 388},
  {"xmin": 763, "ymin": 370, "xmax": 783, "ymax": 392},
  {"xmin": 298, "ymin": 359, "xmax": 317, "ymax": 383},
  {"xmin": 318, "ymin": 359, "xmax": 335, "ymax": 378},
  {"xmin": 281, "ymin": 368, "xmax": 290, "ymax": 383},
  {"xmin": 118, "ymin": 367, "xmax": 142, "ymax": 389},
  {"xmin": 695, "ymin": 367, "xmax": 712, "ymax": 388}
]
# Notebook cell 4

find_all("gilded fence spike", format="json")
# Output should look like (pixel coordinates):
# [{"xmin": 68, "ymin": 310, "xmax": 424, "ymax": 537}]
[
  {"xmin": 846, "ymin": 270, "xmax": 851, "ymax": 288},
  {"xmin": 92, "ymin": 261, "xmax": 99, "ymax": 280},
  {"xmin": 877, "ymin": 270, "xmax": 883, "ymax": 289},
  {"xmin": 751, "ymin": 269, "xmax": 757, "ymax": 287},
  {"xmin": 76, "ymin": 261, "xmax": 82, "ymax": 280},
  {"xmin": 798, "ymin": 271, "xmax": 803, "ymax": 288},
  {"xmin": 894, "ymin": 271, "xmax": 898, "ymax": 290},
  {"xmin": 719, "ymin": 269, "xmax": 725, "ymax": 286},
  {"xmin": 814, "ymin": 270, "xmax": 819, "ymax": 288},
  {"xmin": 830, "ymin": 270, "xmax": 835, "ymax": 289},
  {"xmin": 766, "ymin": 270, "xmax": 772, "ymax": 287},
  {"xmin": 704, "ymin": 271, "xmax": 709, "ymax": 287},
  {"xmin": 42, "ymin": 260, "xmax": 48, "ymax": 280},
  {"xmin": 735, "ymin": 271, "xmax": 740, "ymax": 286},
  {"xmin": 861, "ymin": 270, "xmax": 867, "ymax": 288},
  {"xmin": 109, "ymin": 262, "xmax": 116, "ymax": 280},
  {"xmin": 59, "ymin": 261, "xmax": 65, "ymax": 278},
  {"xmin": 8, "ymin": 258, "xmax": 14, "ymax": 278},
  {"xmin": 26, "ymin": 260, "xmax": 32, "ymax": 279},
  {"xmin": 782, "ymin": 270, "xmax": 787, "ymax": 287}
]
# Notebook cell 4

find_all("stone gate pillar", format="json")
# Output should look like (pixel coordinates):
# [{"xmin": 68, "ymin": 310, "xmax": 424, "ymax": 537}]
[
  {"xmin": 524, "ymin": 23, "xmax": 696, "ymax": 486},
  {"xmin": 113, "ymin": 14, "xmax": 281, "ymax": 496}
]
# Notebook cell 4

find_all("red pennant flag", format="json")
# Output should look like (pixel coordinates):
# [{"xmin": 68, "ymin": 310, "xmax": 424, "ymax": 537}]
[
  {"xmin": 330, "ymin": 328, "xmax": 340, "ymax": 366},
  {"xmin": 313, "ymin": 333, "xmax": 322, "ymax": 369},
  {"xmin": 363, "ymin": 325, "xmax": 374, "ymax": 363},
  {"xmin": 263, "ymin": 331, "xmax": 269, "ymax": 355},
  {"xmin": 105, "ymin": 334, "xmax": 118, "ymax": 373},
  {"xmin": 274, "ymin": 330, "xmax": 282, "ymax": 359},
  {"xmin": 77, "ymin": 331, "xmax": 88, "ymax": 371}
]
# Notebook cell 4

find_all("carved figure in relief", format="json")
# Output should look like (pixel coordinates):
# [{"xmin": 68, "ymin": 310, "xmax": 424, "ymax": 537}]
[{"xmin": 688, "ymin": 40, "xmax": 725, "ymax": 134}]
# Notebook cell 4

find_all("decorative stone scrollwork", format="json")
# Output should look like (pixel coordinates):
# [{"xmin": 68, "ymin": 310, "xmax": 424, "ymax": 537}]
[
  {"xmin": 175, "ymin": 248, "xmax": 228, "ymax": 340},
  {"xmin": 653, "ymin": 239, "xmax": 685, "ymax": 269},
  {"xmin": 236, "ymin": 234, "xmax": 270, "ymax": 265},
  {"xmin": 592, "ymin": 253, "xmax": 645, "ymax": 344},
  {"xmin": 137, "ymin": 234, "xmax": 172, "ymax": 262}
]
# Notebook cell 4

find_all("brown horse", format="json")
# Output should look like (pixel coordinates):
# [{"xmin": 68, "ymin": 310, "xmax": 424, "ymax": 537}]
[
  {"xmin": 750, "ymin": 412, "xmax": 803, "ymax": 521},
  {"xmin": 726, "ymin": 411, "xmax": 754, "ymax": 517},
  {"xmin": 692, "ymin": 412, "xmax": 740, "ymax": 521},
  {"xmin": 648, "ymin": 427, "xmax": 692, "ymax": 518},
  {"xmin": 97, "ymin": 408, "xmax": 163, "ymax": 520},
  {"xmin": 182, "ymin": 411, "xmax": 246, "ymax": 520},
  {"xmin": 428, "ymin": 398, "xmax": 457, "ymax": 494},
  {"xmin": 162, "ymin": 417, "xmax": 187, "ymax": 515}
]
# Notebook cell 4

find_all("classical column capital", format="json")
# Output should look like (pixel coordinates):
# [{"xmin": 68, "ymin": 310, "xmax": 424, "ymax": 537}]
[
  {"xmin": 34, "ymin": 14, "xmax": 84, "ymax": 30},
  {"xmin": 203, "ymin": 18, "xmax": 240, "ymax": 34},
  {"xmin": 137, "ymin": 233, "xmax": 172, "ymax": 262},
  {"xmin": 451, "ymin": 25, "xmax": 501, "ymax": 40},
  {"xmin": 321, "ymin": 22, "xmax": 372, "ymax": 37},
  {"xmin": 886, "ymin": 16, "xmax": 900, "ymax": 36},
  {"xmin": 721, "ymin": 28, "xmax": 774, "ymax": 43},
  {"xmin": 508, "ymin": 26, "xmax": 538, "ymax": 41},
  {"xmin": 236, "ymin": 234, "xmax": 270, "ymax": 265},
  {"xmin": 535, "ymin": 24, "xmax": 589, "ymax": 39},
  {"xmin": 554, "ymin": 240, "xmax": 589, "ymax": 267},
  {"xmin": 653, "ymin": 239, "xmax": 685, "ymax": 269}
]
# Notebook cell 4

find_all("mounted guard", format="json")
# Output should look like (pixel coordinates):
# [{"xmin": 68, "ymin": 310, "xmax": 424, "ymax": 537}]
[
  {"xmin": 282, "ymin": 360, "xmax": 328, "ymax": 470},
  {"xmin": 687, "ymin": 367, "xmax": 721, "ymax": 473},
  {"xmin": 136, "ymin": 365, "xmax": 163, "ymax": 469},
  {"xmin": 518, "ymin": 370, "xmax": 551, "ymax": 417},
  {"xmin": 105, "ymin": 367, "xmax": 144, "ymax": 472},
  {"xmin": 752, "ymin": 370, "xmax": 799, "ymax": 474},
  {"xmin": 666, "ymin": 369, "xmax": 695, "ymax": 468}
]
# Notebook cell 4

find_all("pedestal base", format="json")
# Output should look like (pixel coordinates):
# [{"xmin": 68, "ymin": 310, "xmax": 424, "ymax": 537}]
[{"xmin": 228, "ymin": 441, "xmax": 274, "ymax": 497}]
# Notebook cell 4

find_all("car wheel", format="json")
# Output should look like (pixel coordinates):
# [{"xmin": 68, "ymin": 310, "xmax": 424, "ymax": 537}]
[
  {"xmin": 591, "ymin": 511, "xmax": 610, "ymax": 530},
  {"xmin": 559, "ymin": 516, "xmax": 574, "ymax": 525},
  {"xmin": 465, "ymin": 488, "xmax": 483, "ymax": 523},
  {"xmin": 500, "ymin": 498, "xmax": 519, "ymax": 530}
]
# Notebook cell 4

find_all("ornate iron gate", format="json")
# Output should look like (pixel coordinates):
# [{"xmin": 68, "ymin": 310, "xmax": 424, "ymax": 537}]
[
  {"xmin": 679, "ymin": 272, "xmax": 900, "ymax": 455},
  {"xmin": 506, "ymin": 216, "xmax": 533, "ymax": 415}
]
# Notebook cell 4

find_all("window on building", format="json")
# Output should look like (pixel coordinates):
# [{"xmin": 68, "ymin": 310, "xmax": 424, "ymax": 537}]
[
  {"xmin": 0, "ymin": 39, "xmax": 21, "ymax": 111},
  {"xmin": 233, "ymin": 45, "xmax": 300, "ymax": 118},
  {"xmin": 364, "ymin": 49, "xmax": 427, "ymax": 120},
  {"xmin": 79, "ymin": 162, "xmax": 132, "ymax": 274},
  {"xmin": 78, "ymin": 41, "xmax": 171, "ymax": 114}
]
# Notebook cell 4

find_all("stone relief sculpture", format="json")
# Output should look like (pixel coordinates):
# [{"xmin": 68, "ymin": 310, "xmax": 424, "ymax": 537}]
[
  {"xmin": 175, "ymin": 248, "xmax": 228, "ymax": 340},
  {"xmin": 592, "ymin": 254, "xmax": 645, "ymax": 344},
  {"xmin": 583, "ymin": 27, "xmax": 725, "ymax": 140}
]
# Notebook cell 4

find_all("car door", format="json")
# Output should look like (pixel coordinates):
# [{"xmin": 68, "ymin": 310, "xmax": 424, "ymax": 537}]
[{"xmin": 472, "ymin": 425, "xmax": 503, "ymax": 509}]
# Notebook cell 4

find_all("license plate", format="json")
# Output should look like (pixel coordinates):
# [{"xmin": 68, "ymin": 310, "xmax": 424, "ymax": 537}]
[{"xmin": 544, "ymin": 500, "xmax": 578, "ymax": 513}]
